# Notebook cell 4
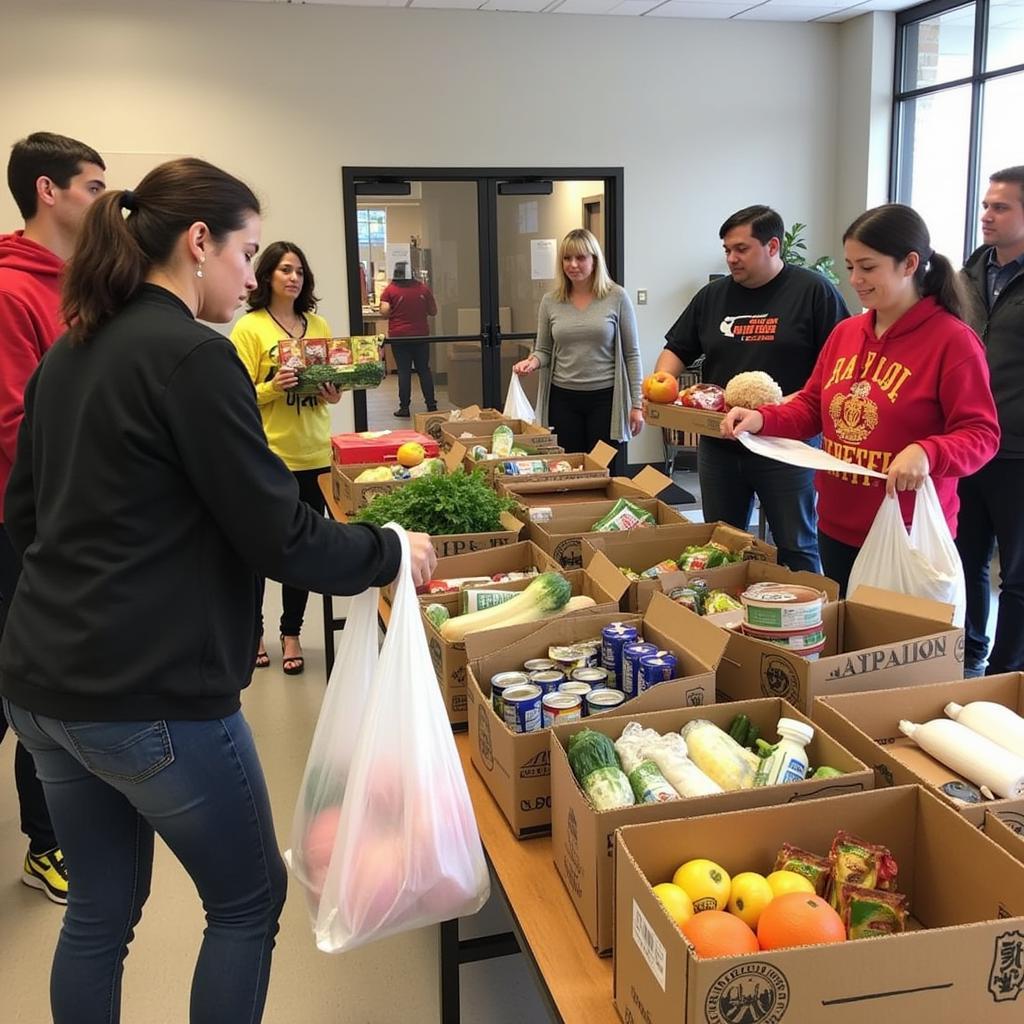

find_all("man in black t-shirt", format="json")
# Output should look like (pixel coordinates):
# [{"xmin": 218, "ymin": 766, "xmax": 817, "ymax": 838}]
[{"xmin": 656, "ymin": 205, "xmax": 849, "ymax": 572}]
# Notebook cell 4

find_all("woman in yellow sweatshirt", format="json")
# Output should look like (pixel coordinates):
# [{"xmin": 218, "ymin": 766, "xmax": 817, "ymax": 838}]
[{"xmin": 231, "ymin": 241, "xmax": 339, "ymax": 674}]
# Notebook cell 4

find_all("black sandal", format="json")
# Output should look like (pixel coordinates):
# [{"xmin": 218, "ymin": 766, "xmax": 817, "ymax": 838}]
[
  {"xmin": 281, "ymin": 635, "xmax": 305, "ymax": 676},
  {"xmin": 254, "ymin": 649, "xmax": 271, "ymax": 669}
]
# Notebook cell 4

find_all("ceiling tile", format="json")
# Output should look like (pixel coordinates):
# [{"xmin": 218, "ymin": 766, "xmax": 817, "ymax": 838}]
[
  {"xmin": 732, "ymin": 3, "xmax": 834, "ymax": 18},
  {"xmin": 652, "ymin": 0, "xmax": 758, "ymax": 16},
  {"xmin": 609, "ymin": 0, "xmax": 667, "ymax": 13},
  {"xmin": 550, "ymin": 0, "xmax": 623, "ymax": 12},
  {"xmin": 479, "ymin": 0, "xmax": 552, "ymax": 9},
  {"xmin": 410, "ymin": 0, "xmax": 484, "ymax": 8}
]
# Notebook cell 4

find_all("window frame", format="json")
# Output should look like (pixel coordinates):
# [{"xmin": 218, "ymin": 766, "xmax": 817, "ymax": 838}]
[{"xmin": 892, "ymin": 0, "xmax": 1024, "ymax": 264}]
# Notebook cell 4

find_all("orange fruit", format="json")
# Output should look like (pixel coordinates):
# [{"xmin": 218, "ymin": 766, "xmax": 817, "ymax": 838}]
[
  {"xmin": 652, "ymin": 883, "xmax": 694, "ymax": 928},
  {"xmin": 766, "ymin": 869, "xmax": 816, "ymax": 898},
  {"xmin": 672, "ymin": 858, "xmax": 731, "ymax": 913},
  {"xmin": 396, "ymin": 442, "xmax": 425, "ymax": 467},
  {"xmin": 757, "ymin": 892, "xmax": 847, "ymax": 951},
  {"xmin": 681, "ymin": 910, "xmax": 759, "ymax": 958}
]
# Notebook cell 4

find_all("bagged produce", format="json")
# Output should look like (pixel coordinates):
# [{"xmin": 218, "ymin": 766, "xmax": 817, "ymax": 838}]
[
  {"xmin": 682, "ymin": 719, "xmax": 760, "ymax": 790},
  {"xmin": 638, "ymin": 729, "xmax": 723, "ymax": 798},
  {"xmin": 288, "ymin": 526, "xmax": 488, "ymax": 952},
  {"xmin": 591, "ymin": 498, "xmax": 656, "ymax": 532},
  {"xmin": 503, "ymin": 372, "xmax": 537, "ymax": 421},
  {"xmin": 567, "ymin": 729, "xmax": 634, "ymax": 810},
  {"xmin": 613, "ymin": 723, "xmax": 679, "ymax": 804}
]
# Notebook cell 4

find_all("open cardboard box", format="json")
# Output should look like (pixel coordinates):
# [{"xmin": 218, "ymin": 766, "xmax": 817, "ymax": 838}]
[
  {"xmin": 423, "ymin": 511, "xmax": 524, "ymax": 559},
  {"xmin": 584, "ymin": 524, "xmax": 778, "ymax": 612},
  {"xmin": 441, "ymin": 419, "xmax": 555, "ymax": 454},
  {"xmin": 465, "ymin": 592, "xmax": 727, "ymax": 838},
  {"xmin": 525, "ymin": 484, "xmax": 686, "ymax": 569},
  {"xmin": 714, "ymin": 585, "xmax": 962, "ymax": 713},
  {"xmin": 813, "ymin": 674, "xmax": 1024, "ymax": 828},
  {"xmin": 413, "ymin": 404, "xmax": 500, "ymax": 442},
  {"xmin": 549, "ymin": 697, "xmax": 873, "ymax": 954},
  {"xmin": 615, "ymin": 785, "xmax": 1024, "ymax": 1024},
  {"xmin": 643, "ymin": 398, "xmax": 725, "ymax": 438},
  {"xmin": 329, "ymin": 446, "xmax": 461, "ymax": 516},
  {"xmin": 986, "ymin": 810, "xmax": 1024, "ymax": 864},
  {"xmin": 448, "ymin": 440, "xmax": 567, "ymax": 485},
  {"xmin": 423, "ymin": 549, "xmax": 628, "ymax": 728},
  {"xmin": 507, "ymin": 474, "xmax": 677, "ymax": 512},
  {"xmin": 491, "ymin": 440, "xmax": 617, "ymax": 498}
]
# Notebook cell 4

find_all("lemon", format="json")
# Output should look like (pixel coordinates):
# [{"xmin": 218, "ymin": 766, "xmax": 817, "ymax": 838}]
[
  {"xmin": 766, "ymin": 869, "xmax": 816, "ymax": 898},
  {"xmin": 652, "ymin": 883, "xmax": 693, "ymax": 928},
  {"xmin": 672, "ymin": 858, "xmax": 731, "ymax": 913},
  {"xmin": 396, "ymin": 442, "xmax": 425, "ymax": 468},
  {"xmin": 727, "ymin": 872, "xmax": 774, "ymax": 929}
]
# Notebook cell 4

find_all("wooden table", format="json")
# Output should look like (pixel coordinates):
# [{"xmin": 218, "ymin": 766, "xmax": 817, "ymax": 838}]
[{"xmin": 317, "ymin": 474, "xmax": 619, "ymax": 1021}]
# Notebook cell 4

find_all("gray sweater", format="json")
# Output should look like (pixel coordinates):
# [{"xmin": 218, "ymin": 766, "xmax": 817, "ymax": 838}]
[{"xmin": 531, "ymin": 284, "xmax": 644, "ymax": 443}]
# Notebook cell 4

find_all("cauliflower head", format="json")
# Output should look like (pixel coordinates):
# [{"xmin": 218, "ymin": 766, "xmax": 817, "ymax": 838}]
[{"xmin": 724, "ymin": 371, "xmax": 783, "ymax": 409}]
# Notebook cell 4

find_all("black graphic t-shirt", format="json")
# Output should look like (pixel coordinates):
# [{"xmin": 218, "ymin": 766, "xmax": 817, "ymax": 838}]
[{"xmin": 664, "ymin": 265, "xmax": 850, "ymax": 395}]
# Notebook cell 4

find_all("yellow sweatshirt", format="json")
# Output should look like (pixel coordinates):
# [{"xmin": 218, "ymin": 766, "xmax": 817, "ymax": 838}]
[{"xmin": 230, "ymin": 308, "xmax": 334, "ymax": 471}]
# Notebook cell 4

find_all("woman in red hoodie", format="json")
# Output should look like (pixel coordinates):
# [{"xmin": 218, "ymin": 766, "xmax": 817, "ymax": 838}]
[{"xmin": 723, "ymin": 204, "xmax": 1000, "ymax": 593}]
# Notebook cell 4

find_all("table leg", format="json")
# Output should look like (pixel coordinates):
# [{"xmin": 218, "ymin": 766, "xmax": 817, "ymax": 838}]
[
  {"xmin": 322, "ymin": 592, "xmax": 346, "ymax": 681},
  {"xmin": 438, "ymin": 918, "xmax": 521, "ymax": 1023}
]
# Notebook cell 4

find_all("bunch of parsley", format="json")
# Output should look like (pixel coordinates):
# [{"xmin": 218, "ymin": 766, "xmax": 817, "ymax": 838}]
[{"xmin": 353, "ymin": 468, "xmax": 518, "ymax": 535}]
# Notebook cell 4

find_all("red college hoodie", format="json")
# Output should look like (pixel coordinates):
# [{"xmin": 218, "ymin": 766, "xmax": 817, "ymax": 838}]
[
  {"xmin": 0, "ymin": 231, "xmax": 64, "ymax": 521},
  {"xmin": 759, "ymin": 296, "xmax": 1000, "ymax": 547}
]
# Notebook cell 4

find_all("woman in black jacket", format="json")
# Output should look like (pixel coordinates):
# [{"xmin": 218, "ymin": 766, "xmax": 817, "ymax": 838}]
[{"xmin": 0, "ymin": 157, "xmax": 435, "ymax": 1024}]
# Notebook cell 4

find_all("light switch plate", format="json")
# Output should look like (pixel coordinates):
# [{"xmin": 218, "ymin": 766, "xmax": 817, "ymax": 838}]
[{"xmin": 637, "ymin": 289, "xmax": 648, "ymax": 305}]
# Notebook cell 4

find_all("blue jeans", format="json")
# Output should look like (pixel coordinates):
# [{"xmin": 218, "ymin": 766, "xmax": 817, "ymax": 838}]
[
  {"xmin": 2, "ymin": 701, "xmax": 287, "ymax": 1024},
  {"xmin": 698, "ymin": 436, "xmax": 821, "ymax": 573}
]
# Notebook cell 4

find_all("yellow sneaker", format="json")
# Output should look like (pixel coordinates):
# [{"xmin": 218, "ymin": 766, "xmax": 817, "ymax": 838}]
[{"xmin": 23, "ymin": 847, "xmax": 68, "ymax": 904}]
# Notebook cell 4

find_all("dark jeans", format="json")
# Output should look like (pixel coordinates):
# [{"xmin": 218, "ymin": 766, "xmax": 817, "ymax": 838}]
[
  {"xmin": 955, "ymin": 458, "xmax": 1024, "ymax": 674},
  {"xmin": 3, "ymin": 701, "xmax": 287, "ymax": 1024},
  {"xmin": 818, "ymin": 530, "xmax": 860, "ymax": 598},
  {"xmin": 391, "ymin": 340, "xmax": 436, "ymax": 410},
  {"xmin": 548, "ymin": 383, "xmax": 623, "ymax": 473},
  {"xmin": 260, "ymin": 467, "xmax": 327, "ymax": 639},
  {"xmin": 698, "ymin": 437, "xmax": 821, "ymax": 573},
  {"xmin": 0, "ymin": 524, "xmax": 58, "ymax": 853}
]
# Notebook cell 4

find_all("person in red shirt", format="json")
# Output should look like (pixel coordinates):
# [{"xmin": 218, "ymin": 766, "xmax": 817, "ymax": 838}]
[
  {"xmin": 379, "ymin": 265, "xmax": 438, "ymax": 417},
  {"xmin": 723, "ymin": 204, "xmax": 1000, "ymax": 594},
  {"xmin": 0, "ymin": 131, "xmax": 105, "ymax": 904}
]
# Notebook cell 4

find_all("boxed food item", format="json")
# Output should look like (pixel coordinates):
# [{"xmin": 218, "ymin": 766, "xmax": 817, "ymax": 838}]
[
  {"xmin": 713, "ymin": 586, "xmax": 962, "ymax": 713},
  {"xmin": 549, "ymin": 698, "xmax": 872, "ymax": 953},
  {"xmin": 330, "ymin": 447, "xmax": 458, "ymax": 516},
  {"xmin": 422, "ymin": 551, "xmax": 628, "ymax": 728},
  {"xmin": 813, "ymin": 674, "xmax": 1024, "ymax": 828},
  {"xmin": 281, "ymin": 335, "xmax": 385, "ymax": 395},
  {"xmin": 465, "ymin": 592, "xmax": 728, "ymax": 838},
  {"xmin": 506, "ymin": 472, "xmax": 674, "ymax": 513},
  {"xmin": 526, "ymin": 485, "xmax": 685, "ymax": 570},
  {"xmin": 330, "ymin": 429, "xmax": 439, "ymax": 466},
  {"xmin": 584, "ymin": 524, "xmax": 779, "ymax": 612},
  {"xmin": 615, "ymin": 785, "xmax": 1024, "ymax": 1024}
]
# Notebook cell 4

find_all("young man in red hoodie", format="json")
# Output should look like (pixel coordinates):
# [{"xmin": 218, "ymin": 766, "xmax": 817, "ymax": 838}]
[{"xmin": 0, "ymin": 131, "xmax": 105, "ymax": 902}]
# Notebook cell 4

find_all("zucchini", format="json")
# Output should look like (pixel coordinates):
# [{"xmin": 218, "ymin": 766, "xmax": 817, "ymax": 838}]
[
  {"xmin": 728, "ymin": 714, "xmax": 751, "ymax": 747},
  {"xmin": 745, "ymin": 723, "xmax": 760, "ymax": 750}
]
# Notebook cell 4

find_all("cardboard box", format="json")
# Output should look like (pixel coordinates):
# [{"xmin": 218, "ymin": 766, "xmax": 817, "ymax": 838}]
[
  {"xmin": 441, "ymin": 419, "xmax": 555, "ymax": 453},
  {"xmin": 643, "ymin": 399, "xmax": 725, "ymax": 438},
  {"xmin": 427, "ymin": 510, "xmax": 525, "ymax": 559},
  {"xmin": 813, "ymin": 674, "xmax": 1024, "ymax": 828},
  {"xmin": 615, "ymin": 785, "xmax": 1024, "ymax": 1024},
  {"xmin": 465, "ymin": 592, "xmax": 727, "ymax": 838},
  {"xmin": 550, "ymin": 698, "xmax": 873, "ymax": 954},
  {"xmin": 413, "ymin": 404, "xmax": 500, "ymax": 442},
  {"xmin": 449, "ymin": 440, "xmax": 567, "ymax": 485},
  {"xmin": 526, "ymin": 484, "xmax": 686, "ymax": 570},
  {"xmin": 714, "ymin": 585, "xmax": 962, "ymax": 713},
  {"xmin": 986, "ymin": 810, "xmax": 1024, "ymax": 863},
  {"xmin": 507, "ymin": 475, "xmax": 674, "ymax": 512},
  {"xmin": 329, "ymin": 447, "xmax": 460, "ymax": 516},
  {"xmin": 491, "ymin": 441, "xmax": 617, "ymax": 497},
  {"xmin": 330, "ymin": 429, "xmax": 438, "ymax": 465},
  {"xmin": 584, "ymin": 524, "xmax": 779, "ymax": 612},
  {"xmin": 424, "ymin": 550, "xmax": 629, "ymax": 727}
]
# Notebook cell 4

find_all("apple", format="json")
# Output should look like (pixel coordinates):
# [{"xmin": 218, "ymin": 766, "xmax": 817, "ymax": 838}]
[
  {"xmin": 302, "ymin": 805, "xmax": 344, "ymax": 896},
  {"xmin": 642, "ymin": 371, "xmax": 679, "ymax": 405}
]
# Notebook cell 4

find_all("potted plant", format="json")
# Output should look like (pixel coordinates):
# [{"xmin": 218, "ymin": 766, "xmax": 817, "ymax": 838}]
[{"xmin": 781, "ymin": 222, "xmax": 839, "ymax": 285}]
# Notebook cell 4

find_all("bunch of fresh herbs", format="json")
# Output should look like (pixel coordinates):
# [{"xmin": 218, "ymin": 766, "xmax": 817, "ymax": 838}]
[{"xmin": 353, "ymin": 468, "xmax": 518, "ymax": 534}]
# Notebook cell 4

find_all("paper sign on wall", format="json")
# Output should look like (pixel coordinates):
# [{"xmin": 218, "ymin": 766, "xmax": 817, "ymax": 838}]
[
  {"xmin": 531, "ymin": 238, "xmax": 557, "ymax": 281},
  {"xmin": 386, "ymin": 243, "xmax": 412, "ymax": 282}
]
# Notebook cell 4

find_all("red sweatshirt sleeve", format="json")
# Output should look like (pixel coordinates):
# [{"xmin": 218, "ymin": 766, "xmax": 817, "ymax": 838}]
[
  {"xmin": 758, "ymin": 344, "xmax": 826, "ymax": 440},
  {"xmin": 915, "ymin": 343, "xmax": 1000, "ymax": 477}
]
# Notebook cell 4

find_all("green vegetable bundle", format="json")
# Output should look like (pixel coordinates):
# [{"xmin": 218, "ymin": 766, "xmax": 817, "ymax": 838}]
[
  {"xmin": 292, "ymin": 361, "xmax": 386, "ymax": 396},
  {"xmin": 353, "ymin": 467, "xmax": 518, "ymax": 535}
]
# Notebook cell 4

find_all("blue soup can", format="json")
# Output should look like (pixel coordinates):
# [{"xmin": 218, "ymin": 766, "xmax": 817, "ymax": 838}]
[
  {"xmin": 491, "ymin": 671, "xmax": 529, "ymax": 717},
  {"xmin": 501, "ymin": 684, "xmax": 543, "ymax": 733},
  {"xmin": 638, "ymin": 652, "xmax": 678, "ymax": 693},
  {"xmin": 621, "ymin": 641, "xmax": 658, "ymax": 699},
  {"xmin": 600, "ymin": 623, "xmax": 638, "ymax": 689}
]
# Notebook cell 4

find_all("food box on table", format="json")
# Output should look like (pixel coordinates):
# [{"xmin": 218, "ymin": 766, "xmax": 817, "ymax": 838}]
[
  {"xmin": 330, "ymin": 447, "xmax": 459, "ymax": 516},
  {"xmin": 422, "ymin": 550, "xmax": 628, "ymax": 728},
  {"xmin": 440, "ymin": 419, "xmax": 554, "ymax": 454},
  {"xmin": 615, "ymin": 784, "xmax": 1024, "ymax": 1024},
  {"xmin": 413, "ymin": 405, "xmax": 501, "ymax": 442},
  {"xmin": 489, "ymin": 441, "xmax": 617, "ymax": 498},
  {"xmin": 465, "ymin": 592, "xmax": 727, "ymax": 838},
  {"xmin": 330, "ymin": 429, "xmax": 439, "ymax": 466},
  {"xmin": 714, "ymin": 586, "xmax": 961, "ymax": 714},
  {"xmin": 549, "ymin": 697, "xmax": 872, "ymax": 953},
  {"xmin": 584, "ymin": 524, "xmax": 778, "ymax": 613},
  {"xmin": 814, "ymin": 673, "xmax": 1024, "ymax": 828},
  {"xmin": 524, "ymin": 483, "xmax": 684, "ymax": 570}
]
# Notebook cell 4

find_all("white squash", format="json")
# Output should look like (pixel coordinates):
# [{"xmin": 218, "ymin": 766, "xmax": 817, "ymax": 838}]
[
  {"xmin": 944, "ymin": 701, "xmax": 1024, "ymax": 758},
  {"xmin": 899, "ymin": 718, "xmax": 1024, "ymax": 799}
]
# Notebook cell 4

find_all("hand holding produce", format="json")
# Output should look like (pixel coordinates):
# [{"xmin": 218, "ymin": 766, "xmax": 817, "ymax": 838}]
[{"xmin": 642, "ymin": 371, "xmax": 680, "ymax": 405}]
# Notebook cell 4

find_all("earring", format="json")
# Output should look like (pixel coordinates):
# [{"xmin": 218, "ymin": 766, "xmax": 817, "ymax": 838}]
[{"xmin": 195, "ymin": 257, "xmax": 205, "ymax": 279}]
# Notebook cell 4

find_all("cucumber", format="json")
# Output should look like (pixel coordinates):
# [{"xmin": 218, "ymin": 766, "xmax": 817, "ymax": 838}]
[
  {"xmin": 745, "ymin": 723, "xmax": 760, "ymax": 750},
  {"xmin": 728, "ymin": 714, "xmax": 750, "ymax": 747}
]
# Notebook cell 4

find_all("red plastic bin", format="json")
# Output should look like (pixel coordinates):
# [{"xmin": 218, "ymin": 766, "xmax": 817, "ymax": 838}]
[{"xmin": 330, "ymin": 430, "xmax": 439, "ymax": 465}]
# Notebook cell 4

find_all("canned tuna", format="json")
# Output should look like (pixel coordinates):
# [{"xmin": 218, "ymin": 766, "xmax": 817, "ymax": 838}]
[
  {"xmin": 502, "ymin": 684, "xmax": 543, "ymax": 733},
  {"xmin": 558, "ymin": 680, "xmax": 592, "ymax": 711},
  {"xmin": 600, "ymin": 623, "xmax": 639, "ymax": 689},
  {"xmin": 585, "ymin": 688, "xmax": 627, "ymax": 715},
  {"xmin": 570, "ymin": 666, "xmax": 608, "ymax": 687},
  {"xmin": 491, "ymin": 670, "xmax": 529, "ymax": 716},
  {"xmin": 542, "ymin": 692, "xmax": 582, "ymax": 727},
  {"xmin": 638, "ymin": 651, "xmax": 677, "ymax": 692},
  {"xmin": 529, "ymin": 669, "xmax": 567, "ymax": 694},
  {"xmin": 621, "ymin": 641, "xmax": 658, "ymax": 698},
  {"xmin": 523, "ymin": 658, "xmax": 557, "ymax": 673}
]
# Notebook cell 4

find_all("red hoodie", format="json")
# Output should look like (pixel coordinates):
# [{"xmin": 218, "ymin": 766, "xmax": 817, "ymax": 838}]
[
  {"xmin": 0, "ymin": 231, "xmax": 64, "ymax": 521},
  {"xmin": 759, "ymin": 296, "xmax": 1000, "ymax": 547}
]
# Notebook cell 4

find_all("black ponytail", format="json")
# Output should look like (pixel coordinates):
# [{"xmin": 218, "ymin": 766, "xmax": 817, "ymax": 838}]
[{"xmin": 920, "ymin": 252, "xmax": 967, "ymax": 322}]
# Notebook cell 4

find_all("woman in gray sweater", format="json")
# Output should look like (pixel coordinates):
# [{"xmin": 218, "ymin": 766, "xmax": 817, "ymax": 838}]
[{"xmin": 513, "ymin": 229, "xmax": 644, "ymax": 468}]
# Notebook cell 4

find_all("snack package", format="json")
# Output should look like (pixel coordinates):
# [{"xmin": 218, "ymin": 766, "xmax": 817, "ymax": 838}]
[
  {"xmin": 491, "ymin": 425, "xmax": 515, "ymax": 458},
  {"xmin": 350, "ymin": 336, "xmax": 383, "ymax": 364},
  {"xmin": 469, "ymin": 445, "xmax": 489, "ymax": 460},
  {"xmin": 828, "ymin": 831, "xmax": 899, "ymax": 908},
  {"xmin": 838, "ymin": 884, "xmax": 909, "ymax": 939},
  {"xmin": 774, "ymin": 843, "xmax": 832, "ymax": 896},
  {"xmin": 591, "ymin": 498, "xmax": 656, "ymax": 533},
  {"xmin": 704, "ymin": 590, "xmax": 743, "ymax": 615},
  {"xmin": 278, "ymin": 338, "xmax": 305, "ymax": 371},
  {"xmin": 641, "ymin": 559, "xmax": 679, "ymax": 579},
  {"xmin": 304, "ymin": 338, "xmax": 328, "ymax": 365},
  {"xmin": 618, "ymin": 566, "xmax": 643, "ymax": 582},
  {"xmin": 550, "ymin": 461, "xmax": 573, "ymax": 473},
  {"xmin": 668, "ymin": 586, "xmax": 706, "ymax": 615},
  {"xmin": 677, "ymin": 542, "xmax": 737, "ymax": 572},
  {"xmin": 328, "ymin": 338, "xmax": 354, "ymax": 366}
]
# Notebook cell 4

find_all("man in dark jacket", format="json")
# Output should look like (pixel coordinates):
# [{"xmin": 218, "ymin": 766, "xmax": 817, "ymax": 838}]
[{"xmin": 957, "ymin": 165, "xmax": 1024, "ymax": 675}]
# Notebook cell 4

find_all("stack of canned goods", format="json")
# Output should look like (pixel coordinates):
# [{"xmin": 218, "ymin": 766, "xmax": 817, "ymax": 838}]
[{"xmin": 490, "ymin": 624, "xmax": 678, "ymax": 734}]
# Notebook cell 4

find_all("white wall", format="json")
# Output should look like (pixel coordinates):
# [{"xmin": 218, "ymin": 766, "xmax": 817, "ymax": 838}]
[{"xmin": 1, "ymin": 0, "xmax": 888, "ymax": 461}]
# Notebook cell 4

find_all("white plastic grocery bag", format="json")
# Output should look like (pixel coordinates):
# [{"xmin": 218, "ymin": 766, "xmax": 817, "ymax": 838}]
[
  {"xmin": 503, "ymin": 372, "xmax": 537, "ymax": 422},
  {"xmin": 847, "ymin": 478, "xmax": 965, "ymax": 625},
  {"xmin": 289, "ymin": 525, "xmax": 489, "ymax": 953}
]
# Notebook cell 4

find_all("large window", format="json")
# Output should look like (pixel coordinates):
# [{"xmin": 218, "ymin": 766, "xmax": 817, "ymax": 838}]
[{"xmin": 893, "ymin": 0, "xmax": 1024, "ymax": 263}]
